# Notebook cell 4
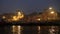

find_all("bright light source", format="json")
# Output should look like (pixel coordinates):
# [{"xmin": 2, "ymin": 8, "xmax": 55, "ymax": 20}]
[
  {"xmin": 18, "ymin": 12, "xmax": 21, "ymax": 16},
  {"xmin": 2, "ymin": 16, "xmax": 6, "ymax": 19},
  {"xmin": 17, "ymin": 11, "xmax": 24, "ymax": 19},
  {"xmin": 50, "ymin": 11, "xmax": 54, "ymax": 14},
  {"xmin": 37, "ymin": 18, "xmax": 40, "ymax": 21},
  {"xmin": 12, "ymin": 16, "xmax": 18, "ymax": 21},
  {"xmin": 49, "ymin": 7, "xmax": 52, "ymax": 10},
  {"xmin": 20, "ymin": 15, "xmax": 24, "ymax": 18},
  {"xmin": 9, "ymin": 10, "xmax": 24, "ymax": 22}
]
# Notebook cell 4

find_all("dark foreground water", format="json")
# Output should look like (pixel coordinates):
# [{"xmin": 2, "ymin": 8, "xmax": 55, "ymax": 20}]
[{"xmin": 0, "ymin": 25, "xmax": 60, "ymax": 34}]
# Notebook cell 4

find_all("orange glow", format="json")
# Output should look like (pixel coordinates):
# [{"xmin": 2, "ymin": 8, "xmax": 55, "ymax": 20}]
[
  {"xmin": 18, "ymin": 12, "xmax": 21, "ymax": 16},
  {"xmin": 12, "ymin": 25, "xmax": 21, "ymax": 34},
  {"xmin": 50, "ymin": 11, "xmax": 54, "ymax": 14},
  {"xmin": 12, "ymin": 16, "xmax": 19, "ymax": 21},
  {"xmin": 37, "ymin": 18, "xmax": 41, "ymax": 21},
  {"xmin": 17, "ymin": 11, "xmax": 24, "ymax": 19},
  {"xmin": 11, "ymin": 11, "xmax": 24, "ymax": 21},
  {"xmin": 18, "ymin": 26, "xmax": 21, "ymax": 34},
  {"xmin": 19, "ymin": 14, "xmax": 24, "ymax": 18},
  {"xmin": 3, "ymin": 10, "xmax": 24, "ymax": 22}
]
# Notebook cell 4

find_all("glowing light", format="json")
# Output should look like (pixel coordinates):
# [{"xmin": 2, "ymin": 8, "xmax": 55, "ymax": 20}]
[
  {"xmin": 17, "ymin": 11, "xmax": 24, "ymax": 19},
  {"xmin": 38, "ymin": 26, "xmax": 40, "ymax": 34},
  {"xmin": 49, "ymin": 29, "xmax": 54, "ymax": 34},
  {"xmin": 19, "ymin": 14, "xmax": 24, "ymax": 18},
  {"xmin": 49, "ymin": 7, "xmax": 52, "ymax": 10},
  {"xmin": 37, "ymin": 18, "xmax": 41, "ymax": 21},
  {"xmin": 12, "ymin": 25, "xmax": 16, "ymax": 32},
  {"xmin": 17, "ymin": 12, "xmax": 21, "ymax": 16},
  {"xmin": 7, "ymin": 11, "xmax": 24, "ymax": 22},
  {"xmin": 2, "ymin": 16, "xmax": 6, "ymax": 19},
  {"xmin": 50, "ymin": 11, "xmax": 54, "ymax": 14},
  {"xmin": 18, "ymin": 26, "xmax": 21, "ymax": 34},
  {"xmin": 38, "ymin": 26, "xmax": 40, "ymax": 30},
  {"xmin": 12, "ymin": 25, "xmax": 21, "ymax": 34},
  {"xmin": 12, "ymin": 16, "xmax": 18, "ymax": 21},
  {"xmin": 12, "ymin": 11, "xmax": 24, "ymax": 21}
]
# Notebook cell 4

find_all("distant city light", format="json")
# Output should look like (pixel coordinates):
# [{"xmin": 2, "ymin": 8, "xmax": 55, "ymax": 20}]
[
  {"xmin": 11, "ymin": 11, "xmax": 24, "ymax": 21},
  {"xmin": 12, "ymin": 25, "xmax": 21, "ymax": 34},
  {"xmin": 2, "ymin": 16, "xmax": 6, "ymax": 19},
  {"xmin": 50, "ymin": 11, "xmax": 54, "ymax": 14},
  {"xmin": 17, "ymin": 11, "xmax": 24, "ymax": 18},
  {"xmin": 18, "ymin": 11, "xmax": 21, "ymax": 16},
  {"xmin": 37, "ymin": 18, "xmax": 41, "ymax": 21},
  {"xmin": 1, "ymin": 7, "xmax": 58, "ymax": 22},
  {"xmin": 12, "ymin": 16, "xmax": 18, "ymax": 21},
  {"xmin": 49, "ymin": 7, "xmax": 52, "ymax": 10},
  {"xmin": 19, "ymin": 14, "xmax": 24, "ymax": 18}
]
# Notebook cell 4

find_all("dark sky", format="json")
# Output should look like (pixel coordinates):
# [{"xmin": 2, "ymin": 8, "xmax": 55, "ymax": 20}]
[{"xmin": 0, "ymin": 0, "xmax": 60, "ymax": 14}]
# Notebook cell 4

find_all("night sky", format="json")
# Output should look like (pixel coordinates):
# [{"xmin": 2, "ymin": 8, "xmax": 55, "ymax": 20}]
[{"xmin": 0, "ymin": 0, "xmax": 60, "ymax": 14}]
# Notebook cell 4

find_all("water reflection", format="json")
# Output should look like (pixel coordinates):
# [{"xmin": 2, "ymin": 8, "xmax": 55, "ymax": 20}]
[
  {"xmin": 0, "ymin": 26, "xmax": 60, "ymax": 34},
  {"xmin": 49, "ymin": 26, "xmax": 59, "ymax": 34},
  {"xmin": 12, "ymin": 25, "xmax": 21, "ymax": 34},
  {"xmin": 38, "ymin": 26, "xmax": 40, "ymax": 34}
]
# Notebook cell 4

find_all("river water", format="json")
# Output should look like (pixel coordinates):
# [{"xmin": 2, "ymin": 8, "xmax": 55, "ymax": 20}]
[{"xmin": 0, "ymin": 25, "xmax": 60, "ymax": 34}]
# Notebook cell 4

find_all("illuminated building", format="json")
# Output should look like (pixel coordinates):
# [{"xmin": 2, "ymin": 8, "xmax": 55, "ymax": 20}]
[{"xmin": 1, "ymin": 10, "xmax": 24, "ymax": 22}]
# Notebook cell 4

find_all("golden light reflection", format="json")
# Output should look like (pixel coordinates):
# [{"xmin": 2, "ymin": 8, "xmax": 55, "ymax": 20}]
[
  {"xmin": 12, "ymin": 25, "xmax": 21, "ymax": 34},
  {"xmin": 38, "ymin": 26, "xmax": 40, "ymax": 34},
  {"xmin": 38, "ymin": 26, "xmax": 40, "ymax": 31},
  {"xmin": 18, "ymin": 26, "xmax": 21, "ymax": 34},
  {"xmin": 12, "ymin": 25, "xmax": 16, "ymax": 32},
  {"xmin": 49, "ymin": 29, "xmax": 55, "ymax": 34}
]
